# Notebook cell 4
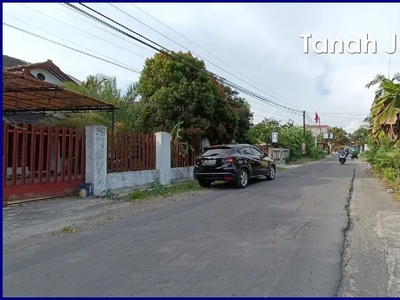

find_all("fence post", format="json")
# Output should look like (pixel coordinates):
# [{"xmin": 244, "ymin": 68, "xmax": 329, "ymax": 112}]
[
  {"xmin": 155, "ymin": 132, "xmax": 171, "ymax": 185},
  {"xmin": 85, "ymin": 125, "xmax": 107, "ymax": 196}
]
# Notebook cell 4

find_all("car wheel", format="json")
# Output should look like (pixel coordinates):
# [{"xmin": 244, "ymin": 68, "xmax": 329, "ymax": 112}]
[
  {"xmin": 198, "ymin": 179, "xmax": 212, "ymax": 188},
  {"xmin": 266, "ymin": 165, "xmax": 276, "ymax": 181},
  {"xmin": 235, "ymin": 168, "xmax": 249, "ymax": 188}
]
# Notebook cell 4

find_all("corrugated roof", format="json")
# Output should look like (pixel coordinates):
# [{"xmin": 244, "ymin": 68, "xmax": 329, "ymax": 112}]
[{"xmin": 3, "ymin": 71, "xmax": 114, "ymax": 114}]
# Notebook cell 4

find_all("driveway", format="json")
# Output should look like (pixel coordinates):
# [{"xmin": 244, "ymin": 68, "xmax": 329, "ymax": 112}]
[{"xmin": 3, "ymin": 156, "xmax": 354, "ymax": 296}]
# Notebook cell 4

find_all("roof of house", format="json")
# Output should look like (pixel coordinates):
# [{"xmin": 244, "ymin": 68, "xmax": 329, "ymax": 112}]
[
  {"xmin": 305, "ymin": 124, "xmax": 330, "ymax": 129},
  {"xmin": 3, "ymin": 71, "xmax": 114, "ymax": 114},
  {"xmin": 3, "ymin": 55, "xmax": 80, "ymax": 84}
]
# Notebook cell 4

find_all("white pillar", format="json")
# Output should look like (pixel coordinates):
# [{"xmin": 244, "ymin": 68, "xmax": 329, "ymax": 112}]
[
  {"xmin": 155, "ymin": 132, "xmax": 171, "ymax": 185},
  {"xmin": 85, "ymin": 125, "xmax": 107, "ymax": 196}
]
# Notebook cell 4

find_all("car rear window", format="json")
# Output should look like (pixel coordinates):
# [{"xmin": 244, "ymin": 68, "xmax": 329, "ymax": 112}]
[{"xmin": 202, "ymin": 148, "xmax": 232, "ymax": 156}]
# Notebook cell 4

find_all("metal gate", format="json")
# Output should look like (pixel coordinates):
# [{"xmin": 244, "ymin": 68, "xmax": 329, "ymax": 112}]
[{"xmin": 3, "ymin": 122, "xmax": 86, "ymax": 202}]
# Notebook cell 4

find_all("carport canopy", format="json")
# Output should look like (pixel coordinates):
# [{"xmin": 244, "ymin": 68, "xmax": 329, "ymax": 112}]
[{"xmin": 3, "ymin": 71, "xmax": 115, "ymax": 114}]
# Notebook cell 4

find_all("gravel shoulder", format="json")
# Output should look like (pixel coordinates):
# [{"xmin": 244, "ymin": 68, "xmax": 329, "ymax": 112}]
[{"xmin": 338, "ymin": 161, "xmax": 400, "ymax": 297}]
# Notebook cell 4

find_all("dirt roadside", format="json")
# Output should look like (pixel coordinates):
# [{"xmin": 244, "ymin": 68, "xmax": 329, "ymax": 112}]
[
  {"xmin": 3, "ymin": 188, "xmax": 212, "ymax": 254},
  {"xmin": 338, "ymin": 161, "xmax": 400, "ymax": 297}
]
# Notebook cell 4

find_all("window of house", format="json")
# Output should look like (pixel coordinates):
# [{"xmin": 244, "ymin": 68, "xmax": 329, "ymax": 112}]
[{"xmin": 37, "ymin": 73, "xmax": 46, "ymax": 81}]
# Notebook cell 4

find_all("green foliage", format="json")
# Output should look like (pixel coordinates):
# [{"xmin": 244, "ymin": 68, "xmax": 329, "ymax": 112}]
[
  {"xmin": 247, "ymin": 118, "xmax": 325, "ymax": 161},
  {"xmin": 38, "ymin": 74, "xmax": 143, "ymax": 132},
  {"xmin": 327, "ymin": 126, "xmax": 350, "ymax": 145},
  {"xmin": 366, "ymin": 73, "xmax": 400, "ymax": 142},
  {"xmin": 363, "ymin": 138, "xmax": 400, "ymax": 193},
  {"xmin": 247, "ymin": 118, "xmax": 280, "ymax": 144},
  {"xmin": 137, "ymin": 51, "xmax": 252, "ymax": 144},
  {"xmin": 130, "ymin": 180, "xmax": 201, "ymax": 201},
  {"xmin": 351, "ymin": 125, "xmax": 369, "ymax": 145}
]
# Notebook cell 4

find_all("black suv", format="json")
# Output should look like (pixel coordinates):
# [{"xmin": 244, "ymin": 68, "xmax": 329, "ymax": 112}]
[{"xmin": 193, "ymin": 144, "xmax": 276, "ymax": 188}]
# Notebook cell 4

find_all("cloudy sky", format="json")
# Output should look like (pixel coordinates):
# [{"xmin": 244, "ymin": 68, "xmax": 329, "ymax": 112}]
[{"xmin": 3, "ymin": 3, "xmax": 400, "ymax": 133}]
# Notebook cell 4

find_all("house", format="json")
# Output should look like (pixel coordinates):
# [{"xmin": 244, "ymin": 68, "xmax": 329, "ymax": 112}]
[
  {"xmin": 3, "ymin": 54, "xmax": 80, "ymax": 85},
  {"xmin": 3, "ymin": 55, "xmax": 81, "ymax": 125},
  {"xmin": 305, "ymin": 124, "xmax": 330, "ymax": 139}
]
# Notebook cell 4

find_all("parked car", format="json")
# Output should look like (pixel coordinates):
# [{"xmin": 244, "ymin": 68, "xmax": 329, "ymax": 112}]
[{"xmin": 193, "ymin": 144, "xmax": 276, "ymax": 188}]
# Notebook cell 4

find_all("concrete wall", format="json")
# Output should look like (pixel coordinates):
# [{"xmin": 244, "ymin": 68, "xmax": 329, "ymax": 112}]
[
  {"xmin": 105, "ymin": 167, "xmax": 194, "ymax": 190},
  {"xmin": 106, "ymin": 169, "xmax": 159, "ymax": 190},
  {"xmin": 86, "ymin": 128, "xmax": 195, "ymax": 196}
]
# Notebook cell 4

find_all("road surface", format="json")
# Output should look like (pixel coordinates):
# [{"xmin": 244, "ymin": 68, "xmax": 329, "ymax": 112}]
[{"xmin": 3, "ymin": 156, "xmax": 354, "ymax": 297}]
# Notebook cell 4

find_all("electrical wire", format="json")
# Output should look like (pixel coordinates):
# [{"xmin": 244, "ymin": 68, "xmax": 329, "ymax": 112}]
[
  {"xmin": 4, "ymin": 14, "xmax": 142, "ymax": 73},
  {"xmin": 3, "ymin": 23, "xmax": 141, "ymax": 74},
  {"xmin": 57, "ymin": 3, "xmax": 155, "ymax": 54},
  {"xmin": 130, "ymin": 3, "xmax": 302, "ymax": 111},
  {"xmin": 66, "ymin": 3, "xmax": 303, "ymax": 115},
  {"xmin": 109, "ymin": 3, "xmax": 298, "ymax": 110},
  {"xmin": 21, "ymin": 4, "xmax": 147, "ymax": 59}
]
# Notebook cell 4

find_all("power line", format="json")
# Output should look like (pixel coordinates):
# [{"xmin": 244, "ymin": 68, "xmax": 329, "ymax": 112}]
[
  {"xmin": 130, "ymin": 3, "xmax": 298, "ymax": 110},
  {"xmin": 4, "ymin": 14, "xmax": 142, "ymax": 73},
  {"xmin": 64, "ymin": 3, "xmax": 303, "ymax": 115},
  {"xmin": 21, "ymin": 4, "xmax": 147, "ymax": 59},
  {"xmin": 57, "ymin": 3, "xmax": 155, "ymax": 54},
  {"xmin": 110, "ymin": 3, "xmax": 299, "ymax": 110},
  {"xmin": 3, "ymin": 23, "xmax": 141, "ymax": 74}
]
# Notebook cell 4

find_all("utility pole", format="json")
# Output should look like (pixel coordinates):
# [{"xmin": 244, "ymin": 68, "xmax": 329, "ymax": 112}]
[{"xmin": 302, "ymin": 110, "xmax": 306, "ymax": 139}]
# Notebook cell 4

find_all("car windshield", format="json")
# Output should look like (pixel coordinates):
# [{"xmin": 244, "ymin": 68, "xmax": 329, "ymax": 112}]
[{"xmin": 202, "ymin": 148, "xmax": 232, "ymax": 156}]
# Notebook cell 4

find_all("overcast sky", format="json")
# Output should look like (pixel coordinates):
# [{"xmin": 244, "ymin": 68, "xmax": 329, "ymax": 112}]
[{"xmin": 3, "ymin": 3, "xmax": 400, "ymax": 133}]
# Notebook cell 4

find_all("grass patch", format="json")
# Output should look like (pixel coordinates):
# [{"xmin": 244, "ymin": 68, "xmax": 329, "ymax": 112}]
[
  {"xmin": 276, "ymin": 167, "xmax": 285, "ymax": 172},
  {"xmin": 130, "ymin": 180, "xmax": 201, "ymax": 201},
  {"xmin": 56, "ymin": 226, "xmax": 77, "ymax": 236}
]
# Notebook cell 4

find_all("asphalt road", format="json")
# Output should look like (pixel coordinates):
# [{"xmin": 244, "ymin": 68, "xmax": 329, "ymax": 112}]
[{"xmin": 3, "ymin": 156, "xmax": 355, "ymax": 297}]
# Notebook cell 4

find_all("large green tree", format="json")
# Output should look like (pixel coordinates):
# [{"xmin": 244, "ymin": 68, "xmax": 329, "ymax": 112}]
[
  {"xmin": 327, "ymin": 126, "xmax": 350, "ymax": 145},
  {"xmin": 137, "ymin": 51, "xmax": 252, "ymax": 144}
]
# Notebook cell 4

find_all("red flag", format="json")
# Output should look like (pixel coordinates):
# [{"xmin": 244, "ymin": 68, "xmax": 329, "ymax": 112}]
[{"xmin": 315, "ymin": 113, "xmax": 319, "ymax": 123}]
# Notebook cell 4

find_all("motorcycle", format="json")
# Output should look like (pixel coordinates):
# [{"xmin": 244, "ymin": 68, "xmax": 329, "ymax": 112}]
[
  {"xmin": 350, "ymin": 149, "xmax": 358, "ymax": 159},
  {"xmin": 339, "ymin": 152, "xmax": 346, "ymax": 164}
]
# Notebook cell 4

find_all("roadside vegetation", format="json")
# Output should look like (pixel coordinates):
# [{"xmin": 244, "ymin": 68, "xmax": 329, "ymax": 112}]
[
  {"xmin": 247, "ymin": 118, "xmax": 325, "ymax": 162},
  {"xmin": 359, "ymin": 72, "xmax": 400, "ymax": 200},
  {"xmin": 129, "ymin": 181, "xmax": 202, "ymax": 201}
]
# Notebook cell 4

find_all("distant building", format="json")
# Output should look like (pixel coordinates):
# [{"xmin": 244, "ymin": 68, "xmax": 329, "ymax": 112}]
[
  {"xmin": 305, "ymin": 124, "xmax": 330, "ymax": 138},
  {"xmin": 3, "ymin": 55, "xmax": 80, "ymax": 85}
]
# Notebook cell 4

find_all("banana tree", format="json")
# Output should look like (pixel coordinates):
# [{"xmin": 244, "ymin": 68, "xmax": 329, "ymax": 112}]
[{"xmin": 370, "ymin": 81, "xmax": 400, "ymax": 142}]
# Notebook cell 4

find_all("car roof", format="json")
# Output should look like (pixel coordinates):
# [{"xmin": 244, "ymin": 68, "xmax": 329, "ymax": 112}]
[{"xmin": 205, "ymin": 144, "xmax": 255, "ymax": 149}]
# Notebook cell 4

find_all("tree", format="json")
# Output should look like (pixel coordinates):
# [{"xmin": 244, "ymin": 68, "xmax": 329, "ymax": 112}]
[
  {"xmin": 246, "ymin": 118, "xmax": 324, "ymax": 161},
  {"xmin": 137, "ymin": 51, "xmax": 252, "ymax": 144},
  {"xmin": 351, "ymin": 125, "xmax": 369, "ymax": 145},
  {"xmin": 370, "ymin": 81, "xmax": 400, "ymax": 142},
  {"xmin": 246, "ymin": 118, "xmax": 280, "ymax": 144},
  {"xmin": 366, "ymin": 73, "xmax": 400, "ymax": 142},
  {"xmin": 327, "ymin": 126, "xmax": 350, "ymax": 145},
  {"xmin": 39, "ymin": 74, "xmax": 142, "ymax": 132}
]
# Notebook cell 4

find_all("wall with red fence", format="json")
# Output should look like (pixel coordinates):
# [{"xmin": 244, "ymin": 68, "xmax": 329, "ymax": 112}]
[
  {"xmin": 107, "ymin": 131, "xmax": 156, "ymax": 173},
  {"xmin": 3, "ymin": 122, "xmax": 86, "ymax": 202}
]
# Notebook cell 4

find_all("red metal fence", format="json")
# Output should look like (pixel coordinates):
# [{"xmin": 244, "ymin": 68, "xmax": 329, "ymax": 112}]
[
  {"xmin": 171, "ymin": 140, "xmax": 202, "ymax": 168},
  {"xmin": 107, "ymin": 131, "xmax": 156, "ymax": 173},
  {"xmin": 3, "ymin": 122, "xmax": 86, "ymax": 201}
]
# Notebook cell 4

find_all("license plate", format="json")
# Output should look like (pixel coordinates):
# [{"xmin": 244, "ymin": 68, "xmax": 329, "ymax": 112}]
[{"xmin": 203, "ymin": 159, "xmax": 216, "ymax": 166}]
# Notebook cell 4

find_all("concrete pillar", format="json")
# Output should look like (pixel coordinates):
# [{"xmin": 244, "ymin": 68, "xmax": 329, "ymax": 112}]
[
  {"xmin": 155, "ymin": 132, "xmax": 171, "ymax": 185},
  {"xmin": 268, "ymin": 145, "xmax": 274, "ymax": 158},
  {"xmin": 85, "ymin": 125, "xmax": 107, "ymax": 196}
]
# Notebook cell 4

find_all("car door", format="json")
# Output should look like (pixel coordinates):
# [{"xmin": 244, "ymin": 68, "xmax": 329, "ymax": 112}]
[
  {"xmin": 239, "ymin": 146, "xmax": 261, "ymax": 176},
  {"xmin": 251, "ymin": 146, "xmax": 269, "ymax": 174}
]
